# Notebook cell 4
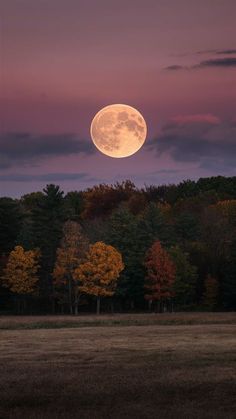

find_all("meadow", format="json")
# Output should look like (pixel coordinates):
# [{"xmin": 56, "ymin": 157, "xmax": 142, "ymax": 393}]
[{"xmin": 0, "ymin": 313, "xmax": 236, "ymax": 418}]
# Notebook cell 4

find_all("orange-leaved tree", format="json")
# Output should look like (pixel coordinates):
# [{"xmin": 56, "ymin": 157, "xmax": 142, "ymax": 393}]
[
  {"xmin": 53, "ymin": 221, "xmax": 89, "ymax": 314},
  {"xmin": 144, "ymin": 240, "xmax": 176, "ymax": 312},
  {"xmin": 74, "ymin": 241, "xmax": 124, "ymax": 314},
  {"xmin": 2, "ymin": 245, "xmax": 40, "ymax": 312}
]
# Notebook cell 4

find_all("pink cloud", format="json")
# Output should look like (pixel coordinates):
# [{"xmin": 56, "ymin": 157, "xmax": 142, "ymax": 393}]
[{"xmin": 171, "ymin": 114, "xmax": 221, "ymax": 125}]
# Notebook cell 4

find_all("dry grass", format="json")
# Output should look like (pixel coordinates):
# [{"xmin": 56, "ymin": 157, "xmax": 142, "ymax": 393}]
[
  {"xmin": 0, "ymin": 315, "xmax": 236, "ymax": 418},
  {"xmin": 1, "ymin": 312, "xmax": 236, "ymax": 330}
]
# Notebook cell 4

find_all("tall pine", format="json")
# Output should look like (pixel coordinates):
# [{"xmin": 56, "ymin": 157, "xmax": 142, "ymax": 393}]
[{"xmin": 31, "ymin": 185, "xmax": 65, "ymax": 307}]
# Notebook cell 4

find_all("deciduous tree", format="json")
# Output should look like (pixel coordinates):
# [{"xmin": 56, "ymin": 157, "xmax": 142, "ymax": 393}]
[
  {"xmin": 53, "ymin": 221, "xmax": 89, "ymax": 314},
  {"xmin": 2, "ymin": 246, "xmax": 40, "ymax": 312},
  {"xmin": 74, "ymin": 241, "xmax": 124, "ymax": 314},
  {"xmin": 82, "ymin": 180, "xmax": 135, "ymax": 219},
  {"xmin": 144, "ymin": 241, "xmax": 176, "ymax": 311}
]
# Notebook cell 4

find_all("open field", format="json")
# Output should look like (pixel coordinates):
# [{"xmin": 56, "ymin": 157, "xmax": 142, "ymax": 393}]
[
  {"xmin": 0, "ymin": 314, "xmax": 236, "ymax": 418},
  {"xmin": 1, "ymin": 312, "xmax": 236, "ymax": 330}
]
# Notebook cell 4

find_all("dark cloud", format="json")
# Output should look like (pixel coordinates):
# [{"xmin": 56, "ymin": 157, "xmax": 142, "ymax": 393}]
[
  {"xmin": 0, "ymin": 172, "xmax": 95, "ymax": 182},
  {"xmin": 165, "ymin": 57, "xmax": 236, "ymax": 71},
  {"xmin": 165, "ymin": 65, "xmax": 186, "ymax": 71},
  {"xmin": 0, "ymin": 132, "xmax": 94, "ymax": 169},
  {"xmin": 216, "ymin": 49, "xmax": 236, "ymax": 55},
  {"xmin": 195, "ymin": 49, "xmax": 236, "ymax": 55},
  {"xmin": 196, "ymin": 57, "xmax": 236, "ymax": 68},
  {"xmin": 148, "ymin": 119, "xmax": 236, "ymax": 172}
]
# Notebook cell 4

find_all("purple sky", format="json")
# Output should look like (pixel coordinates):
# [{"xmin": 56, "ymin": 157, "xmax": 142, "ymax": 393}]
[{"xmin": 1, "ymin": 0, "xmax": 236, "ymax": 197}]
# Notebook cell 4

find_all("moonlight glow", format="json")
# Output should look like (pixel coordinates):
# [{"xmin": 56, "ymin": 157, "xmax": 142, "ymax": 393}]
[{"xmin": 90, "ymin": 104, "xmax": 147, "ymax": 158}]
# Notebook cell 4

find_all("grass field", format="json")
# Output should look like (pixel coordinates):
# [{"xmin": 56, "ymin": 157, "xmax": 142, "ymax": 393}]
[{"xmin": 0, "ymin": 313, "xmax": 236, "ymax": 418}]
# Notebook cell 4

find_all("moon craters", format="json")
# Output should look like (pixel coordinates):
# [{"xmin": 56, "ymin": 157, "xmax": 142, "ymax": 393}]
[{"xmin": 90, "ymin": 104, "xmax": 147, "ymax": 158}]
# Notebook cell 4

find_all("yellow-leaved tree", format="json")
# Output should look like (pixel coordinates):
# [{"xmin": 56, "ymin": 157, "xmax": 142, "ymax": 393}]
[
  {"xmin": 74, "ymin": 241, "xmax": 124, "ymax": 314},
  {"xmin": 2, "ymin": 245, "xmax": 40, "ymax": 313},
  {"xmin": 53, "ymin": 221, "xmax": 89, "ymax": 314}
]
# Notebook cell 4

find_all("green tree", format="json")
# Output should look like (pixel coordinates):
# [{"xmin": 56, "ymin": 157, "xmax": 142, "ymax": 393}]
[
  {"xmin": 0, "ymin": 198, "xmax": 22, "ymax": 254},
  {"xmin": 222, "ymin": 239, "xmax": 236, "ymax": 310},
  {"xmin": 174, "ymin": 212, "xmax": 200, "ymax": 246},
  {"xmin": 106, "ymin": 207, "xmax": 143, "ymax": 307},
  {"xmin": 169, "ymin": 246, "xmax": 198, "ymax": 308},
  {"xmin": 64, "ymin": 191, "xmax": 84, "ymax": 221},
  {"xmin": 31, "ymin": 185, "xmax": 65, "ymax": 305},
  {"xmin": 17, "ymin": 192, "xmax": 44, "ymax": 251},
  {"xmin": 138, "ymin": 202, "xmax": 172, "ymax": 248},
  {"xmin": 202, "ymin": 275, "xmax": 219, "ymax": 310}
]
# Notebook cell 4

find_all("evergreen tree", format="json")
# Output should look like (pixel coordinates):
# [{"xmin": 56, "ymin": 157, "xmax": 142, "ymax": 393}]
[
  {"xmin": 169, "ymin": 246, "xmax": 198, "ymax": 308},
  {"xmin": 138, "ymin": 202, "xmax": 172, "ymax": 248},
  {"xmin": 106, "ymin": 206, "xmax": 144, "ymax": 307},
  {"xmin": 174, "ymin": 212, "xmax": 200, "ymax": 246},
  {"xmin": 0, "ymin": 198, "xmax": 22, "ymax": 254},
  {"xmin": 222, "ymin": 240, "xmax": 236, "ymax": 310},
  {"xmin": 64, "ymin": 191, "xmax": 84, "ymax": 222},
  {"xmin": 202, "ymin": 275, "xmax": 219, "ymax": 310},
  {"xmin": 31, "ymin": 185, "xmax": 65, "ymax": 303}
]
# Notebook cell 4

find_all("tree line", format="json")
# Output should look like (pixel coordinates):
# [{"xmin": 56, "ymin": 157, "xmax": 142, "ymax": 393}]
[{"xmin": 0, "ymin": 176, "xmax": 236, "ymax": 314}]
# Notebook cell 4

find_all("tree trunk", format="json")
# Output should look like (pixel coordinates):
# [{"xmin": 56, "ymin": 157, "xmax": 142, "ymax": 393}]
[
  {"xmin": 51, "ymin": 282, "xmax": 56, "ymax": 314},
  {"xmin": 17, "ymin": 298, "xmax": 21, "ymax": 315},
  {"xmin": 68, "ymin": 278, "xmax": 73, "ymax": 314},
  {"xmin": 96, "ymin": 296, "xmax": 101, "ymax": 315},
  {"xmin": 130, "ymin": 299, "xmax": 134, "ymax": 310},
  {"xmin": 74, "ymin": 301, "xmax": 78, "ymax": 315},
  {"xmin": 110, "ymin": 300, "xmax": 114, "ymax": 314},
  {"xmin": 23, "ymin": 297, "xmax": 27, "ymax": 314},
  {"xmin": 148, "ymin": 299, "xmax": 152, "ymax": 312},
  {"xmin": 74, "ymin": 291, "xmax": 80, "ymax": 315}
]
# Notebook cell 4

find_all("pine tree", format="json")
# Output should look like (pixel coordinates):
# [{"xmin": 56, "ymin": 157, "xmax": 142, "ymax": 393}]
[
  {"xmin": 31, "ymin": 185, "xmax": 65, "ymax": 305},
  {"xmin": 202, "ymin": 275, "xmax": 219, "ymax": 310},
  {"xmin": 0, "ymin": 198, "xmax": 22, "ymax": 254},
  {"xmin": 222, "ymin": 239, "xmax": 236, "ymax": 310},
  {"xmin": 169, "ymin": 246, "xmax": 198, "ymax": 309},
  {"xmin": 105, "ymin": 206, "xmax": 143, "ymax": 307}
]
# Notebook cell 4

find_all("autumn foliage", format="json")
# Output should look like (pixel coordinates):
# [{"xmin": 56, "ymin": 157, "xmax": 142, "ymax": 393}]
[
  {"xmin": 53, "ymin": 221, "xmax": 89, "ymax": 314},
  {"xmin": 2, "ymin": 246, "xmax": 40, "ymax": 295},
  {"xmin": 144, "ymin": 241, "xmax": 176, "ymax": 310},
  {"xmin": 1, "ymin": 176, "xmax": 236, "ymax": 314},
  {"xmin": 74, "ymin": 241, "xmax": 124, "ymax": 313}
]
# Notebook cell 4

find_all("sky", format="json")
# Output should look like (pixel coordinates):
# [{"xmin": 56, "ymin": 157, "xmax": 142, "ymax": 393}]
[{"xmin": 0, "ymin": 0, "xmax": 236, "ymax": 197}]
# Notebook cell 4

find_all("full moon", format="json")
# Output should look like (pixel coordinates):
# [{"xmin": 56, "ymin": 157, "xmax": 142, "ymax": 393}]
[{"xmin": 90, "ymin": 104, "xmax": 147, "ymax": 158}]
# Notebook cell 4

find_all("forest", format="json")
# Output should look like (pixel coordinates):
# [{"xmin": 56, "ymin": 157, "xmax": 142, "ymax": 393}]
[{"xmin": 0, "ymin": 175, "xmax": 236, "ymax": 314}]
